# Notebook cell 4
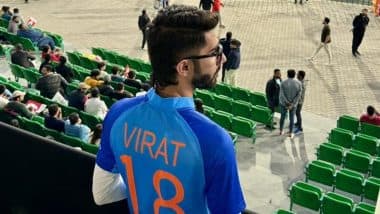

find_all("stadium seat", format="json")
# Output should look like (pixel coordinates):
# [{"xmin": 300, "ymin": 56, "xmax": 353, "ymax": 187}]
[
  {"xmin": 305, "ymin": 160, "xmax": 335, "ymax": 187},
  {"xmin": 371, "ymin": 158, "xmax": 380, "ymax": 179},
  {"xmin": 360, "ymin": 122, "xmax": 380, "ymax": 139},
  {"xmin": 289, "ymin": 181, "xmax": 323, "ymax": 211},
  {"xmin": 103, "ymin": 51, "xmax": 118, "ymax": 64},
  {"xmin": 195, "ymin": 90, "xmax": 215, "ymax": 107},
  {"xmin": 321, "ymin": 192, "xmax": 354, "ymax": 214},
  {"xmin": 66, "ymin": 52, "xmax": 82, "ymax": 66},
  {"xmin": 232, "ymin": 100, "xmax": 252, "ymax": 119},
  {"xmin": 251, "ymin": 105, "xmax": 273, "ymax": 126},
  {"xmin": 79, "ymin": 111, "xmax": 102, "ymax": 130},
  {"xmin": 344, "ymin": 150, "xmax": 371, "ymax": 174},
  {"xmin": 274, "ymin": 209, "xmax": 296, "ymax": 214},
  {"xmin": 0, "ymin": 18, "xmax": 8, "ymax": 28},
  {"xmin": 353, "ymin": 133, "xmax": 378, "ymax": 156},
  {"xmin": 203, "ymin": 106, "xmax": 214, "ymax": 118},
  {"xmin": 354, "ymin": 202, "xmax": 376, "ymax": 214},
  {"xmin": 32, "ymin": 115, "xmax": 45, "ymax": 125},
  {"xmin": 229, "ymin": 131, "xmax": 238, "ymax": 145},
  {"xmin": 214, "ymin": 83, "xmax": 232, "ymax": 97},
  {"xmin": 363, "ymin": 177, "xmax": 380, "ymax": 201},
  {"xmin": 124, "ymin": 84, "xmax": 139, "ymax": 95},
  {"xmin": 328, "ymin": 128, "xmax": 354, "ymax": 149},
  {"xmin": 80, "ymin": 56, "xmax": 98, "ymax": 70},
  {"xmin": 45, "ymin": 128, "xmax": 62, "ymax": 141},
  {"xmin": 115, "ymin": 54, "xmax": 130, "ymax": 67},
  {"xmin": 337, "ymin": 115, "xmax": 359, "ymax": 134},
  {"xmin": 101, "ymin": 95, "xmax": 116, "ymax": 108},
  {"xmin": 211, "ymin": 110, "xmax": 232, "ymax": 130},
  {"xmin": 59, "ymin": 134, "xmax": 83, "ymax": 148},
  {"xmin": 249, "ymin": 91, "xmax": 268, "ymax": 108},
  {"xmin": 128, "ymin": 58, "xmax": 143, "ymax": 71},
  {"xmin": 140, "ymin": 62, "xmax": 152, "ymax": 73},
  {"xmin": 81, "ymin": 142, "xmax": 99, "ymax": 155},
  {"xmin": 66, "ymin": 82, "xmax": 79, "ymax": 94},
  {"xmin": 21, "ymin": 118, "xmax": 46, "ymax": 137},
  {"xmin": 91, "ymin": 47, "xmax": 106, "ymax": 60},
  {"xmin": 231, "ymin": 87, "xmax": 250, "ymax": 102},
  {"xmin": 22, "ymin": 68, "xmax": 41, "ymax": 84},
  {"xmin": 15, "ymin": 36, "xmax": 37, "ymax": 51},
  {"xmin": 231, "ymin": 116, "xmax": 256, "ymax": 138},
  {"xmin": 59, "ymin": 105, "xmax": 78, "ymax": 117},
  {"xmin": 213, "ymin": 94, "xmax": 233, "ymax": 113},
  {"xmin": 0, "ymin": 74, "xmax": 8, "ymax": 83},
  {"xmin": 334, "ymin": 169, "xmax": 364, "ymax": 197},
  {"xmin": 9, "ymin": 63, "xmax": 24, "ymax": 81},
  {"xmin": 316, "ymin": 143, "xmax": 344, "ymax": 166}
]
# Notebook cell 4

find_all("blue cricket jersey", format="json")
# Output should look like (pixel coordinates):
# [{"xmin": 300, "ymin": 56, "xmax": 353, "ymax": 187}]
[{"xmin": 96, "ymin": 89, "xmax": 246, "ymax": 214}]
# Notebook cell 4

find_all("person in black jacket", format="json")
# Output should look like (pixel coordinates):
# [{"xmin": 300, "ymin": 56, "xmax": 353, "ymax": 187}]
[
  {"xmin": 138, "ymin": 10, "xmax": 151, "ymax": 49},
  {"xmin": 55, "ymin": 56, "xmax": 74, "ymax": 82},
  {"xmin": 219, "ymin": 31, "xmax": 232, "ymax": 82},
  {"xmin": 199, "ymin": 0, "xmax": 213, "ymax": 10},
  {"xmin": 36, "ymin": 65, "xmax": 67, "ymax": 99},
  {"xmin": 11, "ymin": 44, "xmax": 35, "ymax": 68},
  {"xmin": 224, "ymin": 39, "xmax": 241, "ymax": 86},
  {"xmin": 352, "ymin": 9, "xmax": 369, "ymax": 57},
  {"xmin": 265, "ymin": 69, "xmax": 282, "ymax": 114}
]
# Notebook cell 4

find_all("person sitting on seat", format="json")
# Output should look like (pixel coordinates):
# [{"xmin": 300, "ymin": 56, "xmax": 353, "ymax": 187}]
[
  {"xmin": 17, "ymin": 23, "xmax": 56, "ymax": 50},
  {"xmin": 360, "ymin": 105, "xmax": 380, "ymax": 126},
  {"xmin": 4, "ymin": 90, "xmax": 33, "ymax": 119},
  {"xmin": 97, "ymin": 62, "xmax": 110, "ymax": 81},
  {"xmin": 55, "ymin": 56, "xmax": 74, "ymax": 83},
  {"xmin": 36, "ymin": 65, "xmax": 68, "ymax": 99},
  {"xmin": 85, "ymin": 87, "xmax": 108, "ymax": 120},
  {"xmin": 64, "ymin": 112, "xmax": 91, "ymax": 142},
  {"xmin": 89, "ymin": 124, "xmax": 102, "ymax": 146},
  {"xmin": 39, "ymin": 53, "xmax": 52, "ymax": 73},
  {"xmin": 0, "ymin": 84, "xmax": 9, "ymax": 109},
  {"xmin": 98, "ymin": 80, "xmax": 114, "ymax": 97},
  {"xmin": 8, "ymin": 15, "xmax": 20, "ymax": 34},
  {"xmin": 11, "ymin": 44, "xmax": 35, "ymax": 68},
  {"xmin": 124, "ymin": 70, "xmax": 142, "ymax": 89},
  {"xmin": 44, "ymin": 104, "xmax": 65, "ymax": 132},
  {"xmin": 110, "ymin": 82, "xmax": 133, "ymax": 100},
  {"xmin": 68, "ymin": 82, "xmax": 90, "ymax": 111},
  {"xmin": 110, "ymin": 66, "xmax": 125, "ymax": 83},
  {"xmin": 84, "ymin": 69, "xmax": 104, "ymax": 88},
  {"xmin": 1, "ymin": 6, "xmax": 12, "ymax": 21},
  {"xmin": 41, "ymin": 45, "xmax": 60, "ymax": 62}
]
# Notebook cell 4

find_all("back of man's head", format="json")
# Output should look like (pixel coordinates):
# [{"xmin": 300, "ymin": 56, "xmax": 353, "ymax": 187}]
[
  {"xmin": 59, "ymin": 56, "xmax": 67, "ymax": 64},
  {"xmin": 287, "ymin": 69, "xmax": 296, "ymax": 78},
  {"xmin": 128, "ymin": 70, "xmax": 136, "ymax": 79},
  {"xmin": 147, "ymin": 5, "xmax": 219, "ymax": 88},
  {"xmin": 69, "ymin": 113, "xmax": 80, "ymax": 125},
  {"xmin": 230, "ymin": 39, "xmax": 241, "ymax": 48},
  {"xmin": 13, "ymin": 8, "xmax": 19, "ymax": 14},
  {"xmin": 90, "ymin": 87, "xmax": 100, "ymax": 98},
  {"xmin": 115, "ymin": 83, "xmax": 124, "ymax": 91},
  {"xmin": 91, "ymin": 69, "xmax": 100, "ymax": 78},
  {"xmin": 297, "ymin": 70, "xmax": 306, "ymax": 80},
  {"xmin": 142, "ymin": 9, "xmax": 146, "ymax": 15},
  {"xmin": 226, "ymin": 31, "xmax": 232, "ymax": 40},
  {"xmin": 15, "ymin": 43, "xmax": 23, "ymax": 51},
  {"xmin": 43, "ymin": 65, "xmax": 53, "ymax": 74},
  {"xmin": 97, "ymin": 62, "xmax": 106, "ymax": 70},
  {"xmin": 367, "ymin": 105, "xmax": 375, "ymax": 116},
  {"xmin": 111, "ymin": 66, "xmax": 119, "ymax": 75},
  {"xmin": 0, "ymin": 84, "xmax": 6, "ymax": 95},
  {"xmin": 48, "ymin": 104, "xmax": 59, "ymax": 117},
  {"xmin": 324, "ymin": 17, "xmax": 330, "ymax": 24}
]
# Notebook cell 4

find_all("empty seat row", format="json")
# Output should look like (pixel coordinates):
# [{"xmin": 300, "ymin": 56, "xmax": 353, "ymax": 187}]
[{"xmin": 338, "ymin": 115, "xmax": 380, "ymax": 139}]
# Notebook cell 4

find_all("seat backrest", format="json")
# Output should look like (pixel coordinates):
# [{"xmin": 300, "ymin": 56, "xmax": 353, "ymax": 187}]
[
  {"xmin": 322, "ymin": 192, "xmax": 354, "ymax": 214},
  {"xmin": 353, "ymin": 133, "xmax": 378, "ymax": 156},
  {"xmin": 232, "ymin": 100, "xmax": 252, "ymax": 119},
  {"xmin": 335, "ymin": 169, "xmax": 364, "ymax": 196},
  {"xmin": 290, "ymin": 181, "xmax": 322, "ymax": 211},
  {"xmin": 317, "ymin": 143, "xmax": 344, "ymax": 166},
  {"xmin": 214, "ymin": 83, "xmax": 232, "ymax": 97},
  {"xmin": 249, "ymin": 91, "xmax": 268, "ymax": 108},
  {"xmin": 329, "ymin": 128, "xmax": 354, "ymax": 148},
  {"xmin": 371, "ymin": 158, "xmax": 380, "ymax": 179},
  {"xmin": 195, "ymin": 90, "xmax": 215, "ymax": 107},
  {"xmin": 213, "ymin": 95, "xmax": 233, "ymax": 113},
  {"xmin": 354, "ymin": 202, "xmax": 376, "ymax": 214},
  {"xmin": 91, "ymin": 47, "xmax": 106, "ymax": 59},
  {"xmin": 360, "ymin": 122, "xmax": 380, "ymax": 139},
  {"xmin": 363, "ymin": 177, "xmax": 380, "ymax": 201},
  {"xmin": 251, "ymin": 105, "xmax": 273, "ymax": 125},
  {"xmin": 59, "ymin": 134, "xmax": 84, "ymax": 148},
  {"xmin": 66, "ymin": 52, "xmax": 81, "ymax": 66},
  {"xmin": 23, "ymin": 118, "xmax": 46, "ymax": 137},
  {"xmin": 306, "ymin": 160, "xmax": 335, "ymax": 186},
  {"xmin": 337, "ymin": 115, "xmax": 359, "ymax": 134},
  {"xmin": 344, "ymin": 150, "xmax": 371, "ymax": 174},
  {"xmin": 211, "ymin": 110, "xmax": 232, "ymax": 130},
  {"xmin": 275, "ymin": 209, "xmax": 296, "ymax": 214},
  {"xmin": 81, "ymin": 142, "xmax": 99, "ymax": 155},
  {"xmin": 45, "ymin": 128, "xmax": 62, "ymax": 141},
  {"xmin": 231, "ymin": 87, "xmax": 250, "ymax": 102},
  {"xmin": 231, "ymin": 116, "xmax": 255, "ymax": 137},
  {"xmin": 79, "ymin": 111, "xmax": 101, "ymax": 130}
]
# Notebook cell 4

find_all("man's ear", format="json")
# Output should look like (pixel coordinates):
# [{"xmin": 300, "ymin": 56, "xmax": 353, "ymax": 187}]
[{"xmin": 176, "ymin": 59, "xmax": 191, "ymax": 77}]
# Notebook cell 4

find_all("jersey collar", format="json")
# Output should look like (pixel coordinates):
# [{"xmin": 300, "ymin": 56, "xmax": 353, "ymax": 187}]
[{"xmin": 146, "ymin": 89, "xmax": 195, "ymax": 110}]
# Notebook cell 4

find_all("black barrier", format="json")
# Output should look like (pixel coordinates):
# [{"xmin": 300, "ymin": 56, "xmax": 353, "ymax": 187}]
[{"xmin": 0, "ymin": 122, "xmax": 130, "ymax": 214}]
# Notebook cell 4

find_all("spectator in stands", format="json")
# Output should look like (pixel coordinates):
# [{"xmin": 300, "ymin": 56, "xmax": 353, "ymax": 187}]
[
  {"xmin": 0, "ymin": 84, "xmax": 9, "ymax": 109},
  {"xmin": 124, "ymin": 70, "xmax": 142, "ymax": 89},
  {"xmin": 138, "ymin": 9, "xmax": 151, "ymax": 49},
  {"xmin": 84, "ymin": 69, "xmax": 104, "ymax": 88},
  {"xmin": 8, "ymin": 15, "xmax": 21, "ymax": 34},
  {"xmin": 110, "ymin": 82, "xmax": 133, "ymax": 100},
  {"xmin": 17, "ymin": 23, "xmax": 56, "ymax": 50},
  {"xmin": 220, "ymin": 31, "xmax": 232, "ymax": 82},
  {"xmin": 85, "ymin": 87, "xmax": 108, "ymax": 120},
  {"xmin": 93, "ymin": 5, "xmax": 246, "ymax": 214},
  {"xmin": 11, "ymin": 44, "xmax": 35, "ymax": 68},
  {"xmin": 199, "ymin": 0, "xmax": 213, "ymax": 10},
  {"xmin": 4, "ymin": 90, "xmax": 33, "ymax": 119},
  {"xmin": 11, "ymin": 8, "xmax": 23, "ymax": 22},
  {"xmin": 266, "ymin": 68, "xmax": 282, "ymax": 114},
  {"xmin": 294, "ymin": 70, "xmax": 306, "ymax": 134},
  {"xmin": 98, "ymin": 80, "xmax": 114, "ymax": 97},
  {"xmin": 89, "ymin": 124, "xmax": 102, "ymax": 146},
  {"xmin": 41, "ymin": 45, "xmax": 60, "ymax": 62},
  {"xmin": 194, "ymin": 98, "xmax": 204, "ymax": 113},
  {"xmin": 44, "ymin": 104, "xmax": 65, "ymax": 132},
  {"xmin": 1, "ymin": 6, "xmax": 12, "ymax": 21},
  {"xmin": 55, "ymin": 56, "xmax": 74, "ymax": 82},
  {"xmin": 360, "ymin": 105, "xmax": 380, "ymax": 126},
  {"xmin": 224, "ymin": 39, "xmax": 241, "ymax": 86},
  {"xmin": 39, "ymin": 54, "xmax": 52, "ymax": 73},
  {"xmin": 110, "ymin": 66, "xmax": 124, "ymax": 82},
  {"xmin": 68, "ymin": 82, "xmax": 90, "ymax": 111},
  {"xmin": 36, "ymin": 65, "xmax": 68, "ymax": 99},
  {"xmin": 279, "ymin": 69, "xmax": 302, "ymax": 138},
  {"xmin": 64, "ymin": 112, "xmax": 91, "ymax": 142},
  {"xmin": 97, "ymin": 62, "xmax": 110, "ymax": 81}
]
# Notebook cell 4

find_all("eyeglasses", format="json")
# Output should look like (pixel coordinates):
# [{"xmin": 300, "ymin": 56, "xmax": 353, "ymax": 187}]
[{"xmin": 183, "ymin": 44, "xmax": 223, "ymax": 66}]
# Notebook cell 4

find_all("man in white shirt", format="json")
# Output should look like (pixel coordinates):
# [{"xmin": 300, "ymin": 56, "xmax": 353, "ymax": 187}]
[
  {"xmin": 84, "ymin": 87, "xmax": 108, "ymax": 120},
  {"xmin": 0, "ymin": 85, "xmax": 9, "ymax": 109}
]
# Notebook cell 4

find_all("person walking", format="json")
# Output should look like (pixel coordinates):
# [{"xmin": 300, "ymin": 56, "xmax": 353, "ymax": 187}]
[
  {"xmin": 279, "ymin": 69, "xmax": 302, "ymax": 138},
  {"xmin": 309, "ymin": 17, "xmax": 332, "ymax": 65},
  {"xmin": 92, "ymin": 5, "xmax": 247, "ymax": 214},
  {"xmin": 294, "ymin": 70, "xmax": 306, "ymax": 134},
  {"xmin": 138, "ymin": 10, "xmax": 151, "ymax": 50},
  {"xmin": 352, "ymin": 9, "xmax": 369, "ymax": 57}
]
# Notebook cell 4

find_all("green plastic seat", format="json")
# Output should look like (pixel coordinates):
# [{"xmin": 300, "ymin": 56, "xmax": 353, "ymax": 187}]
[
  {"xmin": 81, "ymin": 142, "xmax": 99, "ymax": 155},
  {"xmin": 274, "ymin": 209, "xmax": 296, "ymax": 214},
  {"xmin": 32, "ymin": 115, "xmax": 45, "ymax": 125},
  {"xmin": 140, "ymin": 62, "xmax": 152, "ymax": 73},
  {"xmin": 9, "ymin": 63, "xmax": 24, "ymax": 81},
  {"xmin": 213, "ymin": 94, "xmax": 233, "ymax": 113},
  {"xmin": 231, "ymin": 116, "xmax": 256, "ymax": 138},
  {"xmin": 91, "ymin": 47, "xmax": 106, "ymax": 59},
  {"xmin": 334, "ymin": 168, "xmax": 364, "ymax": 197},
  {"xmin": 316, "ymin": 143, "xmax": 344, "ymax": 166},
  {"xmin": 203, "ymin": 106, "xmax": 214, "ymax": 118},
  {"xmin": 231, "ymin": 87, "xmax": 250, "ymax": 102},
  {"xmin": 101, "ymin": 95, "xmax": 116, "ymax": 108},
  {"xmin": 79, "ymin": 111, "xmax": 102, "ymax": 130},
  {"xmin": 66, "ymin": 52, "xmax": 82, "ymax": 66},
  {"xmin": 251, "ymin": 105, "xmax": 273, "ymax": 126},
  {"xmin": 24, "ymin": 92, "xmax": 54, "ymax": 106},
  {"xmin": 66, "ymin": 82, "xmax": 79, "ymax": 94},
  {"xmin": 195, "ymin": 90, "xmax": 215, "ymax": 108},
  {"xmin": 360, "ymin": 122, "xmax": 380, "ymax": 139},
  {"xmin": 128, "ymin": 58, "xmax": 143, "ymax": 71},
  {"xmin": 305, "ymin": 160, "xmax": 335, "ymax": 186},
  {"xmin": 337, "ymin": 115, "xmax": 359, "ymax": 134},
  {"xmin": 124, "ymin": 85, "xmax": 139, "ymax": 95},
  {"xmin": 59, "ymin": 134, "xmax": 84, "ymax": 148},
  {"xmin": 344, "ymin": 149, "xmax": 371, "ymax": 174},
  {"xmin": 371, "ymin": 158, "xmax": 380, "ymax": 179},
  {"xmin": 329, "ymin": 128, "xmax": 354, "ymax": 148},
  {"xmin": 59, "ymin": 105, "xmax": 78, "ymax": 117},
  {"xmin": 354, "ymin": 202, "xmax": 376, "ymax": 214},
  {"xmin": 322, "ymin": 192, "xmax": 354, "ymax": 214},
  {"xmin": 45, "ymin": 128, "xmax": 62, "ymax": 141},
  {"xmin": 115, "ymin": 54, "xmax": 130, "ymax": 67},
  {"xmin": 214, "ymin": 83, "xmax": 232, "ymax": 97},
  {"xmin": 229, "ymin": 131, "xmax": 238, "ymax": 145},
  {"xmin": 0, "ymin": 18, "xmax": 8, "ymax": 28},
  {"xmin": 15, "ymin": 37, "xmax": 37, "ymax": 51},
  {"xmin": 364, "ymin": 177, "xmax": 380, "ymax": 201},
  {"xmin": 0, "ymin": 74, "xmax": 8, "ymax": 83},
  {"xmin": 353, "ymin": 133, "xmax": 378, "ymax": 156},
  {"xmin": 80, "ymin": 55, "xmax": 98, "ymax": 70},
  {"xmin": 289, "ymin": 181, "xmax": 323, "ymax": 211},
  {"xmin": 22, "ymin": 68, "xmax": 42, "ymax": 84},
  {"xmin": 135, "ymin": 72, "xmax": 149, "ymax": 82},
  {"xmin": 232, "ymin": 100, "xmax": 252, "ymax": 119},
  {"xmin": 211, "ymin": 110, "xmax": 232, "ymax": 130},
  {"xmin": 103, "ymin": 51, "xmax": 118, "ymax": 64},
  {"xmin": 21, "ymin": 118, "xmax": 47, "ymax": 137},
  {"xmin": 249, "ymin": 91, "xmax": 268, "ymax": 108}
]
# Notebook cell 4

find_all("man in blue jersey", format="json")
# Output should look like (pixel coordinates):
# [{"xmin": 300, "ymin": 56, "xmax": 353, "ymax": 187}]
[{"xmin": 93, "ymin": 5, "xmax": 246, "ymax": 214}]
